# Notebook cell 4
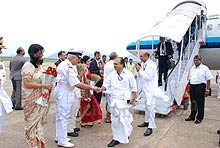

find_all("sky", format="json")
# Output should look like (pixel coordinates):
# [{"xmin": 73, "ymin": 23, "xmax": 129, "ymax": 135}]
[{"xmin": 0, "ymin": 0, "xmax": 219, "ymax": 57}]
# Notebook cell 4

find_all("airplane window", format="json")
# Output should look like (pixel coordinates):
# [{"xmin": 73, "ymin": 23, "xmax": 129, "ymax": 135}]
[
  {"xmin": 218, "ymin": 24, "xmax": 220, "ymax": 30},
  {"xmin": 207, "ymin": 24, "xmax": 213, "ymax": 31}
]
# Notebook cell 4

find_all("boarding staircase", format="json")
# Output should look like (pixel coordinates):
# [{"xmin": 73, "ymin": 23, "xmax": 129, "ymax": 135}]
[{"xmin": 133, "ymin": 28, "xmax": 205, "ymax": 115}]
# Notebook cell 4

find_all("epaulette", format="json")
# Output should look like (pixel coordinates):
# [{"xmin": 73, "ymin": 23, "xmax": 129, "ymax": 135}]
[{"xmin": 67, "ymin": 63, "xmax": 73, "ymax": 69}]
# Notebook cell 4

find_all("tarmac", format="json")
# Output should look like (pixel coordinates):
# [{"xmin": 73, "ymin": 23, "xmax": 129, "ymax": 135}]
[{"xmin": 0, "ymin": 61, "xmax": 219, "ymax": 148}]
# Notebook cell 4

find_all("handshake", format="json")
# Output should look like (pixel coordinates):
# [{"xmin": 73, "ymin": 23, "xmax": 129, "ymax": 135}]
[{"xmin": 91, "ymin": 86, "xmax": 104, "ymax": 93}]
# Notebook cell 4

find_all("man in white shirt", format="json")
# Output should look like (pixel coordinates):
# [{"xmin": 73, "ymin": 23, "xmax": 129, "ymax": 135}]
[
  {"xmin": 103, "ymin": 52, "xmax": 118, "ymax": 123},
  {"xmin": 101, "ymin": 57, "xmax": 137, "ymax": 147},
  {"xmin": 129, "ymin": 58, "xmax": 136, "ymax": 76},
  {"xmin": 135, "ymin": 51, "xmax": 157, "ymax": 136},
  {"xmin": 54, "ymin": 50, "xmax": 99, "ymax": 148},
  {"xmin": 185, "ymin": 55, "xmax": 212, "ymax": 124}
]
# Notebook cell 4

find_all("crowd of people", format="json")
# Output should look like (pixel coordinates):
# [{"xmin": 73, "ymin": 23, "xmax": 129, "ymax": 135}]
[{"xmin": 0, "ymin": 34, "xmax": 219, "ymax": 147}]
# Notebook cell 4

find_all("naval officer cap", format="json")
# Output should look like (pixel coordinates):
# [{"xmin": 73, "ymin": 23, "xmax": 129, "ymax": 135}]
[{"xmin": 67, "ymin": 49, "xmax": 83, "ymax": 58}]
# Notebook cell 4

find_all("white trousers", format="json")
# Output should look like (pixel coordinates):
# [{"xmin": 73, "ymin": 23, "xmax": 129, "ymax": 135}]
[
  {"xmin": 144, "ymin": 96, "xmax": 156, "ymax": 129},
  {"xmin": 218, "ymin": 81, "xmax": 220, "ymax": 96},
  {"xmin": 111, "ymin": 106, "xmax": 133, "ymax": 144},
  {"xmin": 0, "ymin": 103, "xmax": 6, "ymax": 134},
  {"xmin": 67, "ymin": 98, "xmax": 80, "ymax": 133},
  {"xmin": 56, "ymin": 103, "xmax": 72, "ymax": 145},
  {"xmin": 105, "ymin": 93, "xmax": 111, "ymax": 112}
]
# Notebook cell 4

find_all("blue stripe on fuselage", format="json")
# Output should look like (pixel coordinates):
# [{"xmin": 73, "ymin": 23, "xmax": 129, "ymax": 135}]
[
  {"xmin": 127, "ymin": 40, "xmax": 160, "ymax": 50},
  {"xmin": 201, "ymin": 37, "xmax": 220, "ymax": 48},
  {"xmin": 127, "ymin": 37, "xmax": 220, "ymax": 50}
]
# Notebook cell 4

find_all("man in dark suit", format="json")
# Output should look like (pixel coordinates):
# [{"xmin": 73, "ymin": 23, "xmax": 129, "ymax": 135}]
[
  {"xmin": 155, "ymin": 37, "xmax": 173, "ymax": 86},
  {"xmin": 55, "ymin": 51, "xmax": 66, "ymax": 67},
  {"xmin": 9, "ymin": 47, "xmax": 26, "ymax": 110},
  {"xmin": 90, "ymin": 51, "xmax": 103, "ymax": 104}
]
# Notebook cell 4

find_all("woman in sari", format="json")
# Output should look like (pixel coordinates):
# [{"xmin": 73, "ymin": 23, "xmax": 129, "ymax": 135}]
[
  {"xmin": 78, "ymin": 55, "xmax": 102, "ymax": 127},
  {"xmin": 21, "ymin": 44, "xmax": 53, "ymax": 148}
]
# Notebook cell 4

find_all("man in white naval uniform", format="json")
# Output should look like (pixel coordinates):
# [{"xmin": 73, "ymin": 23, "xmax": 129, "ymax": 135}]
[
  {"xmin": 67, "ymin": 58, "xmax": 82, "ymax": 137},
  {"xmin": 0, "ymin": 40, "xmax": 13, "ymax": 133},
  {"xmin": 54, "ymin": 50, "xmax": 99, "ymax": 148},
  {"xmin": 135, "ymin": 51, "xmax": 157, "ymax": 136},
  {"xmin": 103, "ymin": 52, "xmax": 118, "ymax": 123},
  {"xmin": 101, "ymin": 57, "xmax": 137, "ymax": 147}
]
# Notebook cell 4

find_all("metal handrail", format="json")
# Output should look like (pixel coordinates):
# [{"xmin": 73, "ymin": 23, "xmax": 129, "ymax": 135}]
[{"xmin": 164, "ymin": 59, "xmax": 180, "ymax": 91}]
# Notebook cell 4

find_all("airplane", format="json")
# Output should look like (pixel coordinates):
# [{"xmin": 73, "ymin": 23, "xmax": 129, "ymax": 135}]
[
  {"xmin": 126, "ymin": 15, "xmax": 220, "ymax": 70},
  {"xmin": 125, "ymin": 0, "xmax": 219, "ymax": 115}
]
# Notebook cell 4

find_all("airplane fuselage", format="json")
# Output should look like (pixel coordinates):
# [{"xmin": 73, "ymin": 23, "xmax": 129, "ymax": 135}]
[{"xmin": 127, "ymin": 18, "xmax": 220, "ymax": 70}]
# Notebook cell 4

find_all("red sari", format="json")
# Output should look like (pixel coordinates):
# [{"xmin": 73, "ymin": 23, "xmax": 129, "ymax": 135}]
[{"xmin": 80, "ymin": 68, "xmax": 102, "ymax": 126}]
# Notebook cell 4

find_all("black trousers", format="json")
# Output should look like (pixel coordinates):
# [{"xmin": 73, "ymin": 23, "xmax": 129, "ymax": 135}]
[
  {"xmin": 94, "ymin": 80, "xmax": 103, "ymax": 104},
  {"xmin": 158, "ymin": 56, "xmax": 168, "ymax": 83},
  {"xmin": 189, "ymin": 83, "xmax": 206, "ymax": 121}
]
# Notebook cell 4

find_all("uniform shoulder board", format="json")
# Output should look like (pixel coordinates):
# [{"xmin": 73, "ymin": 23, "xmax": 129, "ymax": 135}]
[{"xmin": 67, "ymin": 63, "xmax": 73, "ymax": 69}]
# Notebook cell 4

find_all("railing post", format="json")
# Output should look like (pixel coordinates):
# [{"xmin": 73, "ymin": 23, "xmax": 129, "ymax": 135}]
[
  {"xmin": 136, "ymin": 40, "xmax": 140, "ymax": 57},
  {"xmin": 188, "ymin": 26, "xmax": 191, "ymax": 60},
  {"xmin": 177, "ymin": 38, "xmax": 184, "ymax": 83}
]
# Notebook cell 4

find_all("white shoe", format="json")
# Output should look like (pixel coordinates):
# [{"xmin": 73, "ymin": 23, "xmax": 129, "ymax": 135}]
[
  {"xmin": 217, "ymin": 96, "xmax": 220, "ymax": 99},
  {"xmin": 58, "ymin": 142, "xmax": 75, "ymax": 147},
  {"xmin": 55, "ymin": 138, "xmax": 71, "ymax": 143}
]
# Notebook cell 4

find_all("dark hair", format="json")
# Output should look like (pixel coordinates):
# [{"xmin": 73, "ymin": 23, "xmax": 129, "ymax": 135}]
[
  {"xmin": 118, "ymin": 57, "xmax": 125, "ymax": 67},
  {"xmin": 94, "ymin": 51, "xmax": 100, "ymax": 56},
  {"xmin": 82, "ymin": 55, "xmax": 90, "ymax": 63},
  {"xmin": 102, "ymin": 55, "xmax": 106, "ymax": 58},
  {"xmin": 28, "ymin": 44, "xmax": 44, "ymax": 68},
  {"xmin": 58, "ymin": 50, "xmax": 65, "ymax": 57},
  {"xmin": 145, "ymin": 52, "xmax": 150, "ymax": 57},
  {"xmin": 16, "ymin": 47, "xmax": 23, "ymax": 54},
  {"xmin": 109, "ymin": 52, "xmax": 118, "ymax": 60},
  {"xmin": 194, "ymin": 54, "xmax": 202, "ymax": 60}
]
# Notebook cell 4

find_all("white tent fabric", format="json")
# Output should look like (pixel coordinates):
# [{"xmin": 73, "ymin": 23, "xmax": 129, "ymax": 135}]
[{"xmin": 137, "ymin": 1, "xmax": 205, "ymax": 43}]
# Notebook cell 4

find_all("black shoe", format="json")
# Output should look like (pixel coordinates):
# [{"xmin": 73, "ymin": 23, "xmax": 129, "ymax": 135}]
[
  {"xmin": 81, "ymin": 124, "xmax": 93, "ymax": 128},
  {"xmin": 138, "ymin": 122, "xmax": 149, "ymax": 127},
  {"xmin": 217, "ymin": 130, "xmax": 220, "ymax": 135},
  {"xmin": 14, "ymin": 107, "xmax": 23, "ymax": 110},
  {"xmin": 67, "ymin": 132, "xmax": 79, "ymax": 137},
  {"xmin": 55, "ymin": 138, "xmax": 71, "ymax": 143},
  {"xmin": 185, "ymin": 117, "xmax": 195, "ymax": 121},
  {"xmin": 194, "ymin": 120, "xmax": 202, "ymax": 124},
  {"xmin": 74, "ymin": 128, "xmax": 80, "ymax": 132},
  {"xmin": 107, "ymin": 139, "xmax": 120, "ymax": 147},
  {"xmin": 158, "ymin": 83, "xmax": 162, "ymax": 86},
  {"xmin": 144, "ymin": 128, "xmax": 152, "ymax": 136}
]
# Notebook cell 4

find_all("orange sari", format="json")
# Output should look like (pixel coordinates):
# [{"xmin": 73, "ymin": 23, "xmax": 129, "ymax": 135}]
[{"xmin": 22, "ymin": 62, "xmax": 51, "ymax": 148}]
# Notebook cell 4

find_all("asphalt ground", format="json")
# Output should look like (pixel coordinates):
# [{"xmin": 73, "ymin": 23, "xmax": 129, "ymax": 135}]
[{"xmin": 0, "ymin": 61, "xmax": 219, "ymax": 148}]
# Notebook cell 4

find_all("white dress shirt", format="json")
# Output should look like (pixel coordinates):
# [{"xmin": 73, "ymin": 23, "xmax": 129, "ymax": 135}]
[
  {"xmin": 189, "ymin": 64, "xmax": 213, "ymax": 85},
  {"xmin": 104, "ymin": 60, "xmax": 115, "ymax": 80},
  {"xmin": 103, "ymin": 68, "xmax": 137, "ymax": 100},
  {"xmin": 137, "ymin": 59, "xmax": 158, "ymax": 105}
]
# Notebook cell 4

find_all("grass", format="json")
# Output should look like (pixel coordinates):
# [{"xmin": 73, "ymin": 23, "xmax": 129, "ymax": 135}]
[{"xmin": 0, "ymin": 56, "xmax": 57, "ymax": 62}]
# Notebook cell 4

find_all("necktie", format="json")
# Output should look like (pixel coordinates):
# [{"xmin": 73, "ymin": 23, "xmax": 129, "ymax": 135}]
[
  {"xmin": 143, "ymin": 63, "xmax": 146, "ymax": 71},
  {"xmin": 162, "ymin": 44, "xmax": 165, "ymax": 55}
]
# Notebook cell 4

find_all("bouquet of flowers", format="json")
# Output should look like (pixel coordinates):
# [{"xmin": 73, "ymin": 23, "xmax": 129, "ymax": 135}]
[
  {"xmin": 36, "ymin": 66, "xmax": 57, "ymax": 106},
  {"xmin": 91, "ymin": 73, "xmax": 101, "ymax": 85},
  {"xmin": 76, "ymin": 63, "xmax": 87, "ymax": 72}
]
